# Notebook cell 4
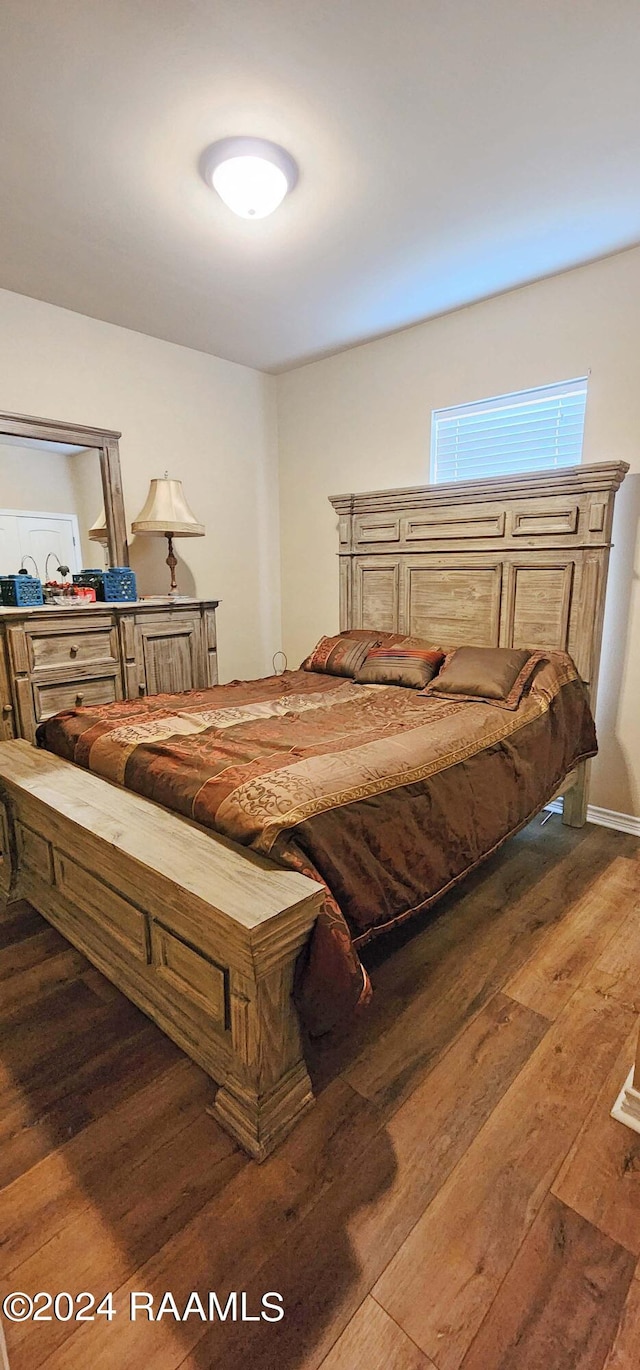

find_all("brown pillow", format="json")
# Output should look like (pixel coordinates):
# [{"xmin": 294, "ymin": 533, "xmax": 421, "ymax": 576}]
[
  {"xmin": 356, "ymin": 645, "xmax": 444, "ymax": 689},
  {"xmin": 422, "ymin": 646, "xmax": 536, "ymax": 710},
  {"xmin": 301, "ymin": 633, "xmax": 380, "ymax": 677}
]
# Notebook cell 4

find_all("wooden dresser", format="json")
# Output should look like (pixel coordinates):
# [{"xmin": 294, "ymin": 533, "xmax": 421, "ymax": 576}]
[{"xmin": 0, "ymin": 598, "xmax": 219, "ymax": 742}]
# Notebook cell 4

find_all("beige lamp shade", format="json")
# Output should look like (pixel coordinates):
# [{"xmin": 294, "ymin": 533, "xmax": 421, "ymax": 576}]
[
  {"xmin": 88, "ymin": 506, "xmax": 109, "ymax": 545},
  {"xmin": 132, "ymin": 478, "xmax": 205, "ymax": 537}
]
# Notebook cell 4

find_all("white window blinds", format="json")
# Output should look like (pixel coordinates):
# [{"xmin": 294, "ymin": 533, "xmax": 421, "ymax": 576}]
[{"xmin": 430, "ymin": 378, "xmax": 588, "ymax": 484}]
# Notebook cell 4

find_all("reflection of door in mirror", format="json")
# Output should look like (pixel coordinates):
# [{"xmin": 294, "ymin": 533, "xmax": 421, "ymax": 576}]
[
  {"xmin": 0, "ymin": 437, "xmax": 104, "ymax": 580},
  {"xmin": 2, "ymin": 511, "xmax": 81, "ymax": 577}
]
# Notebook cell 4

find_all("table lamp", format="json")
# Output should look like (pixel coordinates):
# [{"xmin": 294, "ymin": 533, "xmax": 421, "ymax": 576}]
[
  {"xmin": 88, "ymin": 506, "xmax": 110, "ymax": 565},
  {"xmin": 131, "ymin": 476, "xmax": 205, "ymax": 596}
]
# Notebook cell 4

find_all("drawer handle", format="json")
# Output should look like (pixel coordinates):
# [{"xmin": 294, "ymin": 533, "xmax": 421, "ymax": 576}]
[
  {"xmin": 69, "ymin": 643, "xmax": 80, "ymax": 657},
  {"xmin": 75, "ymin": 693, "xmax": 84, "ymax": 707},
  {"xmin": 138, "ymin": 683, "xmax": 146, "ymax": 697},
  {"xmin": 2, "ymin": 703, "xmax": 13, "ymax": 717}
]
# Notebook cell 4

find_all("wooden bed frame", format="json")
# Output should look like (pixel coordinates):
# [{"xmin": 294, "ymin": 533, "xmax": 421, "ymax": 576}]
[
  {"xmin": 330, "ymin": 461, "xmax": 627, "ymax": 825},
  {"xmin": 0, "ymin": 462, "xmax": 628, "ymax": 1159}
]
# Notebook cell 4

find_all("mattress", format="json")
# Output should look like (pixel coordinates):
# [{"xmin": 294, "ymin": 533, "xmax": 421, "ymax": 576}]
[{"xmin": 38, "ymin": 652, "xmax": 597, "ymax": 1034}]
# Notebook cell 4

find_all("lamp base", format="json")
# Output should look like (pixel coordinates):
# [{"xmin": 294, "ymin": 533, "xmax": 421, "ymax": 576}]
[{"xmin": 165, "ymin": 533, "xmax": 178, "ymax": 595}]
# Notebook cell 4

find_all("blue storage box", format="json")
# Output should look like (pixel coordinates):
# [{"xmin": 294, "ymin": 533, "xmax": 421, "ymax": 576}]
[
  {"xmin": 0, "ymin": 573, "xmax": 44, "ymax": 607},
  {"xmin": 103, "ymin": 566, "xmax": 137, "ymax": 602}
]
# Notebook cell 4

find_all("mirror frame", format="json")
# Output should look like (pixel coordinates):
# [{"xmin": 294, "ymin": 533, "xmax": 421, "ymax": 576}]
[{"xmin": 0, "ymin": 409, "xmax": 129, "ymax": 568}]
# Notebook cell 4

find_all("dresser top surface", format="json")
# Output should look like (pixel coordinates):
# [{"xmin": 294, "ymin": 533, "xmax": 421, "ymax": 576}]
[{"xmin": 0, "ymin": 597, "xmax": 219, "ymax": 620}]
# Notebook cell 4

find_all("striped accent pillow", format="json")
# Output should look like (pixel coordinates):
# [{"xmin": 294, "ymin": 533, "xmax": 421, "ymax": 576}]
[
  {"xmin": 356, "ymin": 645, "xmax": 444, "ymax": 689},
  {"xmin": 301, "ymin": 633, "xmax": 380, "ymax": 678}
]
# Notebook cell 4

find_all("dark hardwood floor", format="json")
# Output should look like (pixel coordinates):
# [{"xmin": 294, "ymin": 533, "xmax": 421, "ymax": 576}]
[{"xmin": 1, "ymin": 815, "xmax": 639, "ymax": 1369}]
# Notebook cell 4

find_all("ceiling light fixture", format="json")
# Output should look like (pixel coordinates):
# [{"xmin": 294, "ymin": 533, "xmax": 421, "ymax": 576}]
[{"xmin": 201, "ymin": 137, "xmax": 298, "ymax": 219}]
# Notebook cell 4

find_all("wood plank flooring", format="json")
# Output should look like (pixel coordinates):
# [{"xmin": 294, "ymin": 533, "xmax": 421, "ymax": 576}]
[{"xmin": 0, "ymin": 815, "xmax": 639, "ymax": 1369}]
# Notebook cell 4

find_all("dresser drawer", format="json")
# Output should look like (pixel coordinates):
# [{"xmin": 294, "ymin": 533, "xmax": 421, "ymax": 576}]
[
  {"xmin": 27, "ymin": 622, "xmax": 118, "ymax": 672},
  {"xmin": 33, "ymin": 672, "xmax": 121, "ymax": 721}
]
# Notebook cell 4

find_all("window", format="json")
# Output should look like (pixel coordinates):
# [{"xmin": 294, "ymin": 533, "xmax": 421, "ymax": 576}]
[{"xmin": 430, "ymin": 377, "xmax": 588, "ymax": 484}]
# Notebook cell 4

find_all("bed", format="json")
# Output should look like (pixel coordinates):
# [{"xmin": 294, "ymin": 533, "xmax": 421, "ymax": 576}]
[
  {"xmin": 0, "ymin": 461, "xmax": 628, "ymax": 1158},
  {"xmin": 36, "ymin": 650, "xmax": 596, "ymax": 1037}
]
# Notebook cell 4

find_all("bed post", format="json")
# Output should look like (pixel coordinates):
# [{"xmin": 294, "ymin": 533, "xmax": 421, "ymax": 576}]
[
  {"xmin": 561, "ymin": 760, "xmax": 589, "ymax": 828},
  {"xmin": 212, "ymin": 957, "xmax": 317, "ymax": 1160}
]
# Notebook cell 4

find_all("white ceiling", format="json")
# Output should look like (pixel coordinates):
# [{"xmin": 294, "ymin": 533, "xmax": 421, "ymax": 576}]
[{"xmin": 1, "ymin": 1, "xmax": 640, "ymax": 372}]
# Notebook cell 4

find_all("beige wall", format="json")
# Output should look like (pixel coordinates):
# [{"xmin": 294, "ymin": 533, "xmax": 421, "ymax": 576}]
[
  {"xmin": 0, "ymin": 443, "xmax": 78, "ymax": 515},
  {"xmin": 277, "ymin": 245, "xmax": 640, "ymax": 817},
  {"xmin": 0, "ymin": 288, "xmax": 281, "ymax": 681},
  {"xmin": 68, "ymin": 448, "xmax": 107, "ymax": 568}
]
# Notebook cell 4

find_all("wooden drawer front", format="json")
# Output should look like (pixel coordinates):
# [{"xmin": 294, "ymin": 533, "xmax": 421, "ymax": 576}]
[
  {"xmin": 135, "ymin": 617, "xmax": 204, "ymax": 695},
  {"xmin": 33, "ymin": 673, "xmax": 120, "ymax": 722},
  {"xmin": 142, "ymin": 632, "xmax": 194, "ymax": 694},
  {"xmin": 28, "ymin": 625, "xmax": 118, "ymax": 672},
  {"xmin": 151, "ymin": 922, "xmax": 228, "ymax": 1030},
  {"xmin": 54, "ymin": 850, "xmax": 149, "ymax": 962},
  {"xmin": 16, "ymin": 820, "xmax": 53, "ymax": 883}
]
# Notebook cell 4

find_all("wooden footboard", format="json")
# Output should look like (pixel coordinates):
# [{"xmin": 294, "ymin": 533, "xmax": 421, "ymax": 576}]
[{"xmin": 0, "ymin": 740, "xmax": 323, "ymax": 1161}]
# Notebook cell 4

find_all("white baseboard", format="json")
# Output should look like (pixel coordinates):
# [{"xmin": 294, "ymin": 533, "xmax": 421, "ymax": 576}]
[
  {"xmin": 544, "ymin": 798, "xmax": 640, "ymax": 837},
  {"xmin": 611, "ymin": 1067, "xmax": 640, "ymax": 1136}
]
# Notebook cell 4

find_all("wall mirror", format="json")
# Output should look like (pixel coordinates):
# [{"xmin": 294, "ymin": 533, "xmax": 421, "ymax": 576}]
[{"xmin": 0, "ymin": 410, "xmax": 128, "ymax": 583}]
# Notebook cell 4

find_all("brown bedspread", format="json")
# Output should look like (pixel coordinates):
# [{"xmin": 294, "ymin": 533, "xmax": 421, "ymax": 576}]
[{"xmin": 39, "ymin": 652, "xmax": 596, "ymax": 1034}]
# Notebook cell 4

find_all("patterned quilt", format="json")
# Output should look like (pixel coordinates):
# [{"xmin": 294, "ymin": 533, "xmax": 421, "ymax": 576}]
[{"xmin": 39, "ymin": 653, "xmax": 597, "ymax": 1034}]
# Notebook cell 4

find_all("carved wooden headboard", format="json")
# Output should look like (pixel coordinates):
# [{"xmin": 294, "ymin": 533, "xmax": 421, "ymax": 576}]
[{"xmin": 329, "ymin": 462, "xmax": 628, "ymax": 710}]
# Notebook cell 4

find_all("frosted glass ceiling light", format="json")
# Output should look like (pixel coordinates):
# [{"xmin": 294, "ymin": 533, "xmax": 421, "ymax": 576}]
[{"xmin": 201, "ymin": 137, "xmax": 298, "ymax": 219}]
